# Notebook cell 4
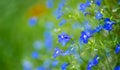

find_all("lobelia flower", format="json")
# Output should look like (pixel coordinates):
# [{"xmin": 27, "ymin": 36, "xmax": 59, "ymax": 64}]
[
  {"xmin": 58, "ymin": 32, "xmax": 71, "ymax": 46},
  {"xmin": 79, "ymin": 1, "xmax": 90, "ymax": 13},
  {"xmin": 95, "ymin": 11, "xmax": 103, "ymax": 20},
  {"xmin": 61, "ymin": 63, "xmax": 69, "ymax": 70},
  {"xmin": 87, "ymin": 55, "xmax": 100, "ymax": 70},
  {"xmin": 59, "ymin": 19, "xmax": 66, "ymax": 26},
  {"xmin": 95, "ymin": 0, "xmax": 102, "ymax": 6},
  {"xmin": 115, "ymin": 43, "xmax": 120, "ymax": 54},
  {"xmin": 53, "ymin": 47, "xmax": 63, "ymax": 58},
  {"xmin": 114, "ymin": 66, "xmax": 120, "ymax": 70},
  {"xmin": 79, "ymin": 31, "xmax": 93, "ymax": 44},
  {"xmin": 46, "ymin": 0, "xmax": 53, "ymax": 8},
  {"xmin": 44, "ymin": 31, "xmax": 53, "ymax": 50},
  {"xmin": 93, "ymin": 25, "xmax": 103, "ymax": 33},
  {"xmin": 54, "ymin": 9, "xmax": 63, "ymax": 19},
  {"xmin": 103, "ymin": 18, "xmax": 115, "ymax": 31},
  {"xmin": 79, "ymin": 3, "xmax": 88, "ymax": 13},
  {"xmin": 31, "ymin": 51, "xmax": 39, "ymax": 59},
  {"xmin": 52, "ymin": 60, "xmax": 58, "ymax": 67},
  {"xmin": 35, "ymin": 66, "xmax": 45, "ymax": 70},
  {"xmin": 29, "ymin": 17, "xmax": 37, "ymax": 26}
]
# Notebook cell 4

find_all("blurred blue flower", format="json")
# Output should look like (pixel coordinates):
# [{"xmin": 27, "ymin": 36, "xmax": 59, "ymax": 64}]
[
  {"xmin": 80, "ymin": 31, "xmax": 92, "ymax": 44},
  {"xmin": 43, "ymin": 59, "xmax": 51, "ymax": 68},
  {"xmin": 115, "ymin": 43, "xmax": 120, "ymax": 54},
  {"xmin": 103, "ymin": 18, "xmax": 115, "ymax": 31},
  {"xmin": 46, "ymin": 0, "xmax": 53, "ymax": 8},
  {"xmin": 79, "ymin": 3, "xmax": 87, "ymax": 12},
  {"xmin": 35, "ymin": 66, "xmax": 45, "ymax": 70},
  {"xmin": 61, "ymin": 63, "xmax": 69, "ymax": 70},
  {"xmin": 31, "ymin": 51, "xmax": 39, "ymax": 59},
  {"xmin": 54, "ymin": 9, "xmax": 63, "ymax": 19},
  {"xmin": 95, "ymin": 11, "xmax": 103, "ymax": 20},
  {"xmin": 59, "ymin": 19, "xmax": 66, "ymax": 26},
  {"xmin": 33, "ymin": 40, "xmax": 43, "ymax": 50},
  {"xmin": 23, "ymin": 60, "xmax": 33, "ymax": 70},
  {"xmin": 52, "ymin": 60, "xmax": 59, "ymax": 67},
  {"xmin": 29, "ymin": 17, "xmax": 37, "ymax": 26},
  {"xmin": 114, "ymin": 66, "xmax": 120, "ymax": 70},
  {"xmin": 46, "ymin": 22, "xmax": 54, "ymax": 30},
  {"xmin": 58, "ymin": 32, "xmax": 71, "ymax": 46},
  {"xmin": 44, "ymin": 31, "xmax": 53, "ymax": 50},
  {"xmin": 95, "ymin": 0, "xmax": 102, "ymax": 6},
  {"xmin": 53, "ymin": 47, "xmax": 62, "ymax": 58},
  {"xmin": 58, "ymin": 0, "xmax": 66, "ymax": 10}
]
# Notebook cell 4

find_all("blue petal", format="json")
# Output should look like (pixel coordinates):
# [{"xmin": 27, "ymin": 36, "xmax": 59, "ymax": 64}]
[
  {"xmin": 114, "ymin": 66, "xmax": 120, "ymax": 70},
  {"xmin": 61, "ymin": 63, "xmax": 69, "ymax": 70}
]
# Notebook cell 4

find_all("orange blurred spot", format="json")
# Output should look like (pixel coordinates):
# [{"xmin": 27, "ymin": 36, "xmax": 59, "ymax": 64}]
[{"xmin": 26, "ymin": 3, "xmax": 47, "ymax": 18}]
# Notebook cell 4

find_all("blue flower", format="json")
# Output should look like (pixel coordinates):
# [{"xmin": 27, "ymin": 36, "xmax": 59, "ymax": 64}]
[
  {"xmin": 115, "ymin": 43, "xmax": 120, "ymax": 54},
  {"xmin": 87, "ymin": 55, "xmax": 100, "ymax": 70},
  {"xmin": 31, "ymin": 51, "xmax": 39, "ymax": 59},
  {"xmin": 61, "ymin": 63, "xmax": 69, "ymax": 70},
  {"xmin": 95, "ymin": 11, "xmax": 103, "ymax": 20},
  {"xmin": 93, "ymin": 25, "xmax": 102, "ymax": 33},
  {"xmin": 58, "ymin": 32, "xmax": 71, "ymax": 46},
  {"xmin": 58, "ymin": 0, "xmax": 66, "ymax": 10},
  {"xmin": 52, "ymin": 60, "xmax": 58, "ymax": 67},
  {"xmin": 29, "ymin": 17, "xmax": 37, "ymax": 26},
  {"xmin": 54, "ymin": 9, "xmax": 63, "ymax": 19},
  {"xmin": 103, "ymin": 18, "xmax": 115, "ymax": 31},
  {"xmin": 59, "ymin": 19, "xmax": 66, "ymax": 26},
  {"xmin": 114, "ymin": 66, "xmax": 120, "ymax": 70},
  {"xmin": 46, "ymin": 0, "xmax": 53, "ymax": 8},
  {"xmin": 80, "ymin": 31, "xmax": 92, "ymax": 44},
  {"xmin": 95, "ymin": 0, "xmax": 102, "ymax": 6},
  {"xmin": 79, "ymin": 3, "xmax": 87, "ymax": 12},
  {"xmin": 53, "ymin": 47, "xmax": 62, "ymax": 58},
  {"xmin": 35, "ymin": 66, "xmax": 45, "ymax": 70},
  {"xmin": 23, "ymin": 60, "xmax": 33, "ymax": 70},
  {"xmin": 33, "ymin": 40, "xmax": 43, "ymax": 50},
  {"xmin": 93, "ymin": 55, "xmax": 99, "ymax": 65},
  {"xmin": 44, "ymin": 31, "xmax": 53, "ymax": 50}
]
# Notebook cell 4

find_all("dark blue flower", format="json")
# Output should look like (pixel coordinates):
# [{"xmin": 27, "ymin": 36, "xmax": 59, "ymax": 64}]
[
  {"xmin": 59, "ymin": 19, "xmax": 66, "ymax": 26},
  {"xmin": 87, "ymin": 61, "xmax": 93, "ymax": 70},
  {"xmin": 80, "ymin": 31, "xmax": 92, "ymax": 44},
  {"xmin": 95, "ymin": 11, "xmax": 103, "ymax": 20},
  {"xmin": 95, "ymin": 0, "xmax": 102, "ymax": 6},
  {"xmin": 29, "ymin": 17, "xmax": 37, "ymax": 26},
  {"xmin": 115, "ymin": 43, "xmax": 120, "ymax": 54},
  {"xmin": 58, "ymin": 32, "xmax": 71, "ymax": 46},
  {"xmin": 31, "ymin": 51, "xmax": 39, "ymax": 59},
  {"xmin": 93, "ymin": 55, "xmax": 99, "ymax": 65},
  {"xmin": 87, "ymin": 55, "xmax": 100, "ymax": 70},
  {"xmin": 61, "ymin": 63, "xmax": 69, "ymax": 70},
  {"xmin": 114, "ymin": 66, "xmax": 120, "ymax": 70},
  {"xmin": 53, "ymin": 47, "xmax": 62, "ymax": 58},
  {"xmin": 103, "ymin": 18, "xmax": 115, "ymax": 31}
]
